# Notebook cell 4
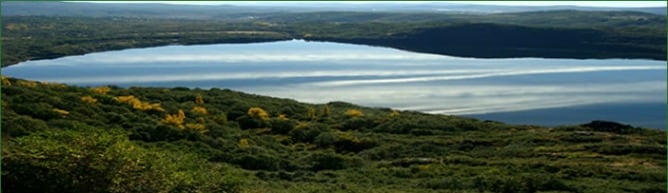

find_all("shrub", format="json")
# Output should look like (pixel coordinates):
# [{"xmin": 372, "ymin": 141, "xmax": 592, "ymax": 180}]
[
  {"xmin": 162, "ymin": 110, "xmax": 186, "ymax": 128},
  {"xmin": 289, "ymin": 122, "xmax": 326, "ymax": 143},
  {"xmin": 237, "ymin": 115, "xmax": 270, "ymax": 130},
  {"xmin": 248, "ymin": 107, "xmax": 270, "ymax": 120},
  {"xmin": 90, "ymin": 86, "xmax": 111, "ymax": 95},
  {"xmin": 2, "ymin": 115, "xmax": 49, "ymax": 137},
  {"xmin": 342, "ymin": 117, "xmax": 376, "ymax": 131},
  {"xmin": 333, "ymin": 132, "xmax": 377, "ymax": 153},
  {"xmin": 114, "ymin": 95, "xmax": 164, "ymax": 112},
  {"xmin": 581, "ymin": 120, "xmax": 640, "ymax": 134},
  {"xmin": 12, "ymin": 102, "xmax": 60, "ymax": 120},
  {"xmin": 472, "ymin": 173, "xmax": 570, "ymax": 193},
  {"xmin": 420, "ymin": 177, "xmax": 462, "ymax": 190},
  {"xmin": 232, "ymin": 154, "xmax": 282, "ymax": 171},
  {"xmin": 191, "ymin": 106, "xmax": 208, "ymax": 115},
  {"xmin": 270, "ymin": 118, "xmax": 297, "ymax": 134},
  {"xmin": 185, "ymin": 123, "xmax": 208, "ymax": 134},
  {"xmin": 344, "ymin": 109, "xmax": 364, "ymax": 117},
  {"xmin": 586, "ymin": 144, "xmax": 665, "ymax": 155},
  {"xmin": 305, "ymin": 152, "xmax": 348, "ymax": 171},
  {"xmin": 2, "ymin": 128, "xmax": 241, "ymax": 193},
  {"xmin": 314, "ymin": 132, "xmax": 336, "ymax": 148},
  {"xmin": 81, "ymin": 95, "xmax": 98, "ymax": 104},
  {"xmin": 213, "ymin": 113, "xmax": 228, "ymax": 125}
]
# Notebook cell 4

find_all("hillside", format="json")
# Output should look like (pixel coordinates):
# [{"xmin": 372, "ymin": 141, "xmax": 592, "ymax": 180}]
[
  {"xmin": 2, "ymin": 77, "xmax": 665, "ymax": 193},
  {"xmin": 2, "ymin": 9, "xmax": 666, "ymax": 66},
  {"xmin": 305, "ymin": 22, "xmax": 664, "ymax": 60},
  {"xmin": 2, "ymin": 2, "xmax": 665, "ymax": 17}
]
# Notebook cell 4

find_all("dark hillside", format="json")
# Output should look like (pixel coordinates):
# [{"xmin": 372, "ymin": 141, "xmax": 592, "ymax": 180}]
[
  {"xmin": 307, "ymin": 23, "xmax": 665, "ymax": 60},
  {"xmin": 2, "ymin": 9, "xmax": 665, "ymax": 67},
  {"xmin": 2, "ymin": 2, "xmax": 665, "ymax": 17}
]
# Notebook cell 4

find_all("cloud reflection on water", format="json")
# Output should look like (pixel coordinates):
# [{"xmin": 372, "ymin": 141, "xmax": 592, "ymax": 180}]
[
  {"xmin": 252, "ymin": 81, "xmax": 665, "ymax": 115},
  {"xmin": 3, "ymin": 40, "xmax": 666, "ymax": 122}
]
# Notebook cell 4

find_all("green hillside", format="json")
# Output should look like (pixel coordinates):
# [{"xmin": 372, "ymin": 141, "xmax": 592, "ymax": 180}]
[{"xmin": 2, "ymin": 77, "xmax": 665, "ymax": 193}]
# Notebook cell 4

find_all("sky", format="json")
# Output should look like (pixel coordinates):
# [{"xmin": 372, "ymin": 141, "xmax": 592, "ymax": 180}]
[{"xmin": 78, "ymin": 1, "xmax": 666, "ymax": 8}]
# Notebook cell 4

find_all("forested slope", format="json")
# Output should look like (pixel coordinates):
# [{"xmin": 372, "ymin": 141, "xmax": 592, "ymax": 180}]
[
  {"xmin": 2, "ymin": 77, "xmax": 665, "ymax": 193},
  {"xmin": 2, "ymin": 10, "xmax": 665, "ymax": 66}
]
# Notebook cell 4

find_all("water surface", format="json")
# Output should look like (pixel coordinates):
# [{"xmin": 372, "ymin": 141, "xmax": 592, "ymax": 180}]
[{"xmin": 4, "ymin": 40, "xmax": 666, "ymax": 128}]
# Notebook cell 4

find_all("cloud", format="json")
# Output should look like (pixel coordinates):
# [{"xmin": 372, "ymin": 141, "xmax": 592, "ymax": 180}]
[
  {"xmin": 252, "ymin": 81, "xmax": 665, "ymax": 115},
  {"xmin": 305, "ymin": 66, "xmax": 666, "ymax": 87},
  {"xmin": 4, "ymin": 40, "xmax": 665, "ymax": 116},
  {"xmin": 20, "ymin": 43, "xmax": 453, "ymax": 66},
  {"xmin": 41, "ymin": 68, "xmax": 503, "ymax": 84}
]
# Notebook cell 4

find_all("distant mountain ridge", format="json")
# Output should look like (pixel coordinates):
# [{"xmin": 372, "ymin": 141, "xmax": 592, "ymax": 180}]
[
  {"xmin": 1, "ymin": 1, "xmax": 665, "ymax": 20},
  {"xmin": 2, "ymin": 2, "xmax": 665, "ymax": 66}
]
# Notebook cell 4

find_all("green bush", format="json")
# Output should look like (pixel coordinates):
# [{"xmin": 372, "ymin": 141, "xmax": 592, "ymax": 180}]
[
  {"xmin": 374, "ymin": 115, "xmax": 456, "ymax": 134},
  {"xmin": 2, "ymin": 114, "xmax": 49, "ymax": 137},
  {"xmin": 314, "ymin": 132, "xmax": 336, "ymax": 148},
  {"xmin": 586, "ymin": 144, "xmax": 666, "ymax": 155},
  {"xmin": 473, "ymin": 173, "xmax": 570, "ymax": 193},
  {"xmin": 237, "ymin": 115, "xmax": 270, "ymax": 130},
  {"xmin": 232, "ymin": 154, "xmax": 282, "ymax": 171},
  {"xmin": 289, "ymin": 123, "xmax": 326, "ymax": 143},
  {"xmin": 2, "ymin": 127, "xmax": 240, "ymax": 193},
  {"xmin": 420, "ymin": 177, "xmax": 463, "ymax": 190},
  {"xmin": 305, "ymin": 151, "xmax": 348, "ymax": 171},
  {"xmin": 270, "ymin": 118, "xmax": 297, "ymax": 134},
  {"xmin": 333, "ymin": 133, "xmax": 377, "ymax": 153},
  {"xmin": 342, "ymin": 117, "xmax": 376, "ymax": 131},
  {"xmin": 12, "ymin": 102, "xmax": 61, "ymax": 120}
]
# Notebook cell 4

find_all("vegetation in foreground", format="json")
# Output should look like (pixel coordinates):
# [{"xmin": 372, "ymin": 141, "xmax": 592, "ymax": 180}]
[{"xmin": 2, "ymin": 77, "xmax": 665, "ymax": 193}]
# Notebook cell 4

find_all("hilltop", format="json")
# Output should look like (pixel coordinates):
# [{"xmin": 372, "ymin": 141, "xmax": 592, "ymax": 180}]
[
  {"xmin": 2, "ymin": 77, "xmax": 665, "ymax": 193},
  {"xmin": 2, "ymin": 3, "xmax": 666, "ymax": 66}
]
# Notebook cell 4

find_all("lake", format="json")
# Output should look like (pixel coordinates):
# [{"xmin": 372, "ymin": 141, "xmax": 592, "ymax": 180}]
[{"xmin": 3, "ymin": 40, "xmax": 666, "ymax": 129}]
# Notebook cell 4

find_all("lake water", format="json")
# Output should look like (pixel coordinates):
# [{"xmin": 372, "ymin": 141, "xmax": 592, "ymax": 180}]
[{"xmin": 3, "ymin": 40, "xmax": 666, "ymax": 129}]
